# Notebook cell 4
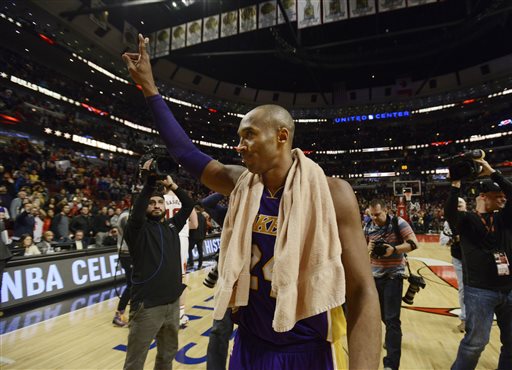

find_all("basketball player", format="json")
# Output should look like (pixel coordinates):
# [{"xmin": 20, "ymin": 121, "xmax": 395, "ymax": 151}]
[
  {"xmin": 163, "ymin": 179, "xmax": 198, "ymax": 328},
  {"xmin": 123, "ymin": 33, "xmax": 381, "ymax": 369}
]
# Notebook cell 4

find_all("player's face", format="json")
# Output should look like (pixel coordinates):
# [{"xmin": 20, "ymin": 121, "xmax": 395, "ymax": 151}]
[
  {"xmin": 237, "ymin": 118, "xmax": 279, "ymax": 175},
  {"xmin": 369, "ymin": 204, "xmax": 387, "ymax": 226},
  {"xmin": 147, "ymin": 196, "xmax": 166, "ymax": 218}
]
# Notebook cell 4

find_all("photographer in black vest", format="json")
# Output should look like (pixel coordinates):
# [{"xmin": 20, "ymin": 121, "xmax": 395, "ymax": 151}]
[
  {"xmin": 446, "ymin": 158, "xmax": 511, "ymax": 370},
  {"xmin": 122, "ymin": 160, "xmax": 194, "ymax": 370}
]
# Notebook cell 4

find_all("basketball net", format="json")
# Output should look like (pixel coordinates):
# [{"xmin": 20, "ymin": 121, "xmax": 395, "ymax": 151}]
[{"xmin": 404, "ymin": 191, "xmax": 412, "ymax": 202}]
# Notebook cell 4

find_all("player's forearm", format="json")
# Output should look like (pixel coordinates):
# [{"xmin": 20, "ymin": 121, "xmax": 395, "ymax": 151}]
[
  {"xmin": 346, "ymin": 285, "xmax": 381, "ymax": 369},
  {"xmin": 146, "ymin": 94, "xmax": 213, "ymax": 178}
]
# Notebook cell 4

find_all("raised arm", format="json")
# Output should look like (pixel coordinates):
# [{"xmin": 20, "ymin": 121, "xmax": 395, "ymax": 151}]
[
  {"xmin": 445, "ymin": 180, "xmax": 461, "ymax": 228},
  {"xmin": 122, "ymin": 34, "xmax": 245, "ymax": 195},
  {"xmin": 327, "ymin": 177, "xmax": 381, "ymax": 369}
]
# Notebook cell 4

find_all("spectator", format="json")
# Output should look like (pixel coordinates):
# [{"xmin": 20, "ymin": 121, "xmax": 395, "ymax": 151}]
[
  {"xmin": 20, "ymin": 234, "xmax": 41, "ymax": 256},
  {"xmin": 72, "ymin": 229, "xmax": 88, "ymax": 250},
  {"xmin": 37, "ymin": 230, "xmax": 55, "ymax": 254},
  {"xmin": 13, "ymin": 202, "xmax": 35, "ymax": 239},
  {"xmin": 9, "ymin": 190, "xmax": 26, "ymax": 221},
  {"xmin": 51, "ymin": 204, "xmax": 71, "ymax": 242},
  {"xmin": 70, "ymin": 206, "xmax": 93, "ymax": 243},
  {"xmin": 93, "ymin": 206, "xmax": 110, "ymax": 246}
]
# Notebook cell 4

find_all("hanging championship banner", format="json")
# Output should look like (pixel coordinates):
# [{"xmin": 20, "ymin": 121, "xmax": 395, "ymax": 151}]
[
  {"xmin": 89, "ymin": 0, "xmax": 108, "ymax": 30},
  {"xmin": 203, "ymin": 15, "xmax": 219, "ymax": 42},
  {"xmin": 122, "ymin": 21, "xmax": 138, "ymax": 51},
  {"xmin": 259, "ymin": 1, "xmax": 277, "ymax": 29},
  {"xmin": 323, "ymin": 0, "xmax": 348, "ymax": 23},
  {"xmin": 221, "ymin": 11, "xmax": 238, "ymax": 38},
  {"xmin": 186, "ymin": 20, "xmax": 202, "ymax": 46},
  {"xmin": 154, "ymin": 28, "xmax": 170, "ymax": 57},
  {"xmin": 298, "ymin": 0, "xmax": 321, "ymax": 29},
  {"xmin": 349, "ymin": 0, "xmax": 376, "ymax": 18},
  {"xmin": 378, "ymin": 0, "xmax": 406, "ymax": 12},
  {"xmin": 240, "ymin": 5, "xmax": 257, "ymax": 33},
  {"xmin": 171, "ymin": 24, "xmax": 186, "ymax": 50},
  {"xmin": 408, "ymin": 0, "xmax": 437, "ymax": 7},
  {"xmin": 278, "ymin": 0, "xmax": 297, "ymax": 24}
]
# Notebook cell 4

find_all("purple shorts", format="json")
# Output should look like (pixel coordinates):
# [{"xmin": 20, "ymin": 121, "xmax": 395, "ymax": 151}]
[{"xmin": 229, "ymin": 328, "xmax": 337, "ymax": 370}]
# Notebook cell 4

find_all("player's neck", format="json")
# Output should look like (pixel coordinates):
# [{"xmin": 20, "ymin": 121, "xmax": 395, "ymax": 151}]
[{"xmin": 261, "ymin": 156, "xmax": 292, "ymax": 194}]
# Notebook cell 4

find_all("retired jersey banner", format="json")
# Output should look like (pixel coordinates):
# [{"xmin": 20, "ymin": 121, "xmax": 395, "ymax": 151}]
[
  {"xmin": 408, "ymin": 0, "xmax": 437, "ymax": 7},
  {"xmin": 171, "ymin": 24, "xmax": 186, "ymax": 50},
  {"xmin": 154, "ymin": 28, "xmax": 170, "ymax": 57},
  {"xmin": 349, "ymin": 0, "xmax": 376, "ymax": 18},
  {"xmin": 240, "ymin": 5, "xmax": 257, "ymax": 33},
  {"xmin": 186, "ymin": 20, "xmax": 202, "ymax": 46},
  {"xmin": 323, "ymin": 0, "xmax": 348, "ymax": 23},
  {"xmin": 278, "ymin": 0, "xmax": 297, "ymax": 24},
  {"xmin": 203, "ymin": 15, "xmax": 219, "ymax": 42},
  {"xmin": 378, "ymin": 0, "xmax": 406, "ymax": 12},
  {"xmin": 221, "ymin": 11, "xmax": 238, "ymax": 38},
  {"xmin": 259, "ymin": 1, "xmax": 277, "ymax": 29},
  {"xmin": 298, "ymin": 0, "xmax": 322, "ymax": 29}
]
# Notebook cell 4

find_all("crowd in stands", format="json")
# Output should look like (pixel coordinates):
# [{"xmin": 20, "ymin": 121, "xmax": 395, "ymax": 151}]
[{"xmin": 0, "ymin": 43, "xmax": 509, "ymax": 255}]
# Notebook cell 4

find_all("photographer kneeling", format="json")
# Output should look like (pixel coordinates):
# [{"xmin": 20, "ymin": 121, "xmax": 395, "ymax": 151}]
[
  {"xmin": 364, "ymin": 199, "xmax": 419, "ymax": 370},
  {"xmin": 123, "ymin": 160, "xmax": 194, "ymax": 370},
  {"xmin": 446, "ymin": 157, "xmax": 511, "ymax": 370}
]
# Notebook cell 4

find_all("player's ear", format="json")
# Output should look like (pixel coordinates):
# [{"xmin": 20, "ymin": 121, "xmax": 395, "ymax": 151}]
[{"xmin": 277, "ymin": 127, "xmax": 289, "ymax": 144}]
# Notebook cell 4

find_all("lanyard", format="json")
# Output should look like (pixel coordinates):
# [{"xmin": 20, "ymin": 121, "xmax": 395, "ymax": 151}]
[{"xmin": 476, "ymin": 211, "xmax": 494, "ymax": 234}]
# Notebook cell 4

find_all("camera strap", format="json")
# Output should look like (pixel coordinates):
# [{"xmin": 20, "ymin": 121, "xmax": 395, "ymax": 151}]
[{"xmin": 403, "ymin": 253, "xmax": 412, "ymax": 276}]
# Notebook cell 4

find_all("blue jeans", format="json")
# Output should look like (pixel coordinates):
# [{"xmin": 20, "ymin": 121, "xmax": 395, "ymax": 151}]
[
  {"xmin": 207, "ymin": 308, "xmax": 233, "ymax": 370},
  {"xmin": 375, "ymin": 276, "xmax": 403, "ymax": 370},
  {"xmin": 452, "ymin": 286, "xmax": 512, "ymax": 370},
  {"xmin": 452, "ymin": 257, "xmax": 465, "ymax": 321}
]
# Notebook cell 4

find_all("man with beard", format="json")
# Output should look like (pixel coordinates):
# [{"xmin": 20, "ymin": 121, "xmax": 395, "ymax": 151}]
[{"xmin": 122, "ymin": 167, "xmax": 194, "ymax": 370}]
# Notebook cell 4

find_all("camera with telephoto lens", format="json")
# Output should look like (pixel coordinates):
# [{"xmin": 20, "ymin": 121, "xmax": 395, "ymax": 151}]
[
  {"xmin": 402, "ymin": 274, "xmax": 426, "ymax": 304},
  {"xmin": 139, "ymin": 144, "xmax": 178, "ymax": 178},
  {"xmin": 442, "ymin": 149, "xmax": 485, "ymax": 181},
  {"xmin": 203, "ymin": 251, "xmax": 220, "ymax": 288},
  {"xmin": 371, "ymin": 239, "xmax": 388, "ymax": 258}
]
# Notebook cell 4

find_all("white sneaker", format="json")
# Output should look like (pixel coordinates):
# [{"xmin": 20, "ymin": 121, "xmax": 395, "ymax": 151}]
[{"xmin": 180, "ymin": 314, "xmax": 189, "ymax": 328}]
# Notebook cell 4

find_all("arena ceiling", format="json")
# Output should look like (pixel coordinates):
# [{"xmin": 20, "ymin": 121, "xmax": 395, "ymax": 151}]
[{"xmin": 19, "ymin": 0, "xmax": 512, "ymax": 93}]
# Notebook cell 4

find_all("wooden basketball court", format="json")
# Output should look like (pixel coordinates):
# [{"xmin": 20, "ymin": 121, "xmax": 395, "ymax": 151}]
[{"xmin": 0, "ymin": 241, "xmax": 501, "ymax": 369}]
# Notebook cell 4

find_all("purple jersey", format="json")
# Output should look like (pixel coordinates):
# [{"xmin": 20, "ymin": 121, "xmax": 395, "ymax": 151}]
[{"xmin": 234, "ymin": 188, "xmax": 329, "ymax": 345}]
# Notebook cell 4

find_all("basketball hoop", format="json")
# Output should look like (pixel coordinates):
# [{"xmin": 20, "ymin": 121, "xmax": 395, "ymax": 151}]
[{"xmin": 404, "ymin": 191, "xmax": 412, "ymax": 202}]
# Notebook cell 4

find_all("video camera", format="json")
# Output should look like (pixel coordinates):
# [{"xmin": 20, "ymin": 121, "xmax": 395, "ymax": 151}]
[
  {"xmin": 138, "ymin": 144, "xmax": 178, "ymax": 178},
  {"xmin": 442, "ymin": 149, "xmax": 485, "ymax": 181}
]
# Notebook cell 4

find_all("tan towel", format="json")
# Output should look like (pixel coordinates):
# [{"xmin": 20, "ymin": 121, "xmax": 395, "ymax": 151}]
[{"xmin": 213, "ymin": 149, "xmax": 346, "ymax": 332}]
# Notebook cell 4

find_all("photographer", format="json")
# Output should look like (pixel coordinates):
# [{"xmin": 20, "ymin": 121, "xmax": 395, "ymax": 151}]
[
  {"xmin": 446, "ymin": 159, "xmax": 511, "ymax": 370},
  {"xmin": 364, "ymin": 199, "xmax": 419, "ymax": 370},
  {"xmin": 439, "ymin": 197, "xmax": 467, "ymax": 332},
  {"xmin": 122, "ymin": 160, "xmax": 194, "ymax": 370}
]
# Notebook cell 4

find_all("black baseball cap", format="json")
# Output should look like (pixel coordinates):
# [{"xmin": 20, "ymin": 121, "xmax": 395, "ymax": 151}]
[{"xmin": 477, "ymin": 179, "xmax": 502, "ymax": 193}]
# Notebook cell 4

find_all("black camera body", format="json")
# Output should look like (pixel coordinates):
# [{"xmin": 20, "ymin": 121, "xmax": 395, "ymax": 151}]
[
  {"xmin": 443, "ymin": 149, "xmax": 485, "ymax": 181},
  {"xmin": 203, "ymin": 251, "xmax": 220, "ymax": 289},
  {"xmin": 139, "ymin": 144, "xmax": 178, "ymax": 177},
  {"xmin": 402, "ymin": 274, "xmax": 426, "ymax": 305},
  {"xmin": 371, "ymin": 239, "xmax": 389, "ymax": 258}
]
